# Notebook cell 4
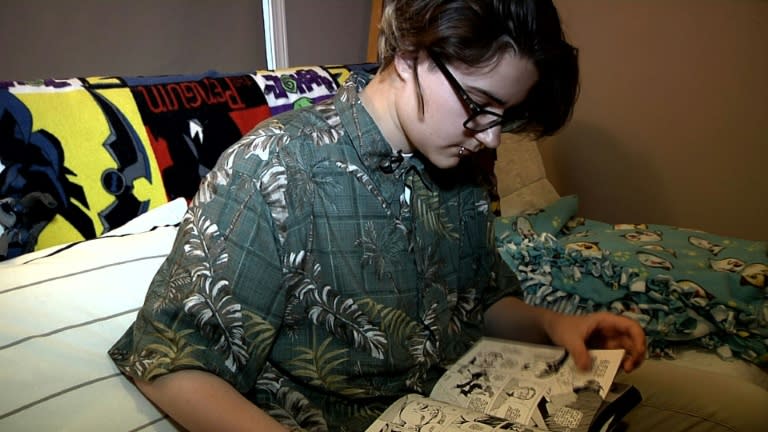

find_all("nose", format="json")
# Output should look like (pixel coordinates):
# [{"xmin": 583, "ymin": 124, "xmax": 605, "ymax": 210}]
[{"xmin": 474, "ymin": 125, "xmax": 502, "ymax": 149}]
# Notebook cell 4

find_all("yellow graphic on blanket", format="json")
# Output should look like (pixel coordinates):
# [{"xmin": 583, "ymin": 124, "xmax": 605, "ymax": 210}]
[
  {"xmin": 323, "ymin": 65, "xmax": 353, "ymax": 88},
  {"xmin": 15, "ymin": 84, "xmax": 167, "ymax": 249}
]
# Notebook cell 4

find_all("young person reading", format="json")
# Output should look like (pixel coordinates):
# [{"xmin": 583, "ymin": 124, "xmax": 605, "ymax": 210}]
[{"xmin": 109, "ymin": 1, "xmax": 647, "ymax": 430}]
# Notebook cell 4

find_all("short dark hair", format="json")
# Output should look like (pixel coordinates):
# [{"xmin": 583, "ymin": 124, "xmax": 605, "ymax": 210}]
[{"xmin": 377, "ymin": 0, "xmax": 579, "ymax": 138}]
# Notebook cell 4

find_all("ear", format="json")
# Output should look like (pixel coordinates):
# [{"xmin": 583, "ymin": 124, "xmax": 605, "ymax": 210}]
[{"xmin": 393, "ymin": 51, "xmax": 419, "ymax": 82}]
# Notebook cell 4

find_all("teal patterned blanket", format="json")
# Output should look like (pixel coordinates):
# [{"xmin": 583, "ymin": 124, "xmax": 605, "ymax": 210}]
[{"xmin": 495, "ymin": 195, "xmax": 768, "ymax": 367}]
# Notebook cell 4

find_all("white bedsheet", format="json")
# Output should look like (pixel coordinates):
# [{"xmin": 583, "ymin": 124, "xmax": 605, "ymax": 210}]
[
  {"xmin": 0, "ymin": 200, "xmax": 186, "ymax": 431},
  {"xmin": 1, "ymin": 198, "xmax": 764, "ymax": 430}
]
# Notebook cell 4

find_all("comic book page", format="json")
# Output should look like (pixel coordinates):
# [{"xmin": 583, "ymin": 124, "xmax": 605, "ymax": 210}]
[
  {"xmin": 427, "ymin": 338, "xmax": 625, "ymax": 431},
  {"xmin": 364, "ymin": 394, "xmax": 548, "ymax": 432}
]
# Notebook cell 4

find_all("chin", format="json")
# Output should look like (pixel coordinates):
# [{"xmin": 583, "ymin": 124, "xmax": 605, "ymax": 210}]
[{"xmin": 431, "ymin": 157, "xmax": 460, "ymax": 170}]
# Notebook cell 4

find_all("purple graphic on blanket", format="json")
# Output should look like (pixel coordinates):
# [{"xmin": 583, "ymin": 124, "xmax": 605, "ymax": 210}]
[{"xmin": 255, "ymin": 67, "xmax": 337, "ymax": 115}]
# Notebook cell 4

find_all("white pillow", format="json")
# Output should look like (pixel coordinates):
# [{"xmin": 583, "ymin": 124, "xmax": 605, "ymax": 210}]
[
  {"xmin": 106, "ymin": 197, "xmax": 188, "ymax": 236},
  {"xmin": 0, "ymin": 221, "xmax": 181, "ymax": 430}
]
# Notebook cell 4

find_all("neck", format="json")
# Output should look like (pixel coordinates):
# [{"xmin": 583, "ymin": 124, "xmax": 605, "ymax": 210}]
[{"xmin": 359, "ymin": 67, "xmax": 412, "ymax": 155}]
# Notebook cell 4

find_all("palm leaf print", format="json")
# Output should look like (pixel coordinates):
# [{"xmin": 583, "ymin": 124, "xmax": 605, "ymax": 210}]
[
  {"xmin": 194, "ymin": 144, "xmax": 240, "ymax": 205},
  {"xmin": 281, "ymin": 150, "xmax": 338, "ymax": 214},
  {"xmin": 283, "ymin": 250, "xmax": 323, "ymax": 328},
  {"xmin": 313, "ymin": 99, "xmax": 342, "ymax": 127},
  {"xmin": 450, "ymin": 288, "xmax": 480, "ymax": 335},
  {"xmin": 287, "ymin": 336, "xmax": 368, "ymax": 397},
  {"xmin": 335, "ymin": 161, "xmax": 391, "ymax": 217},
  {"xmin": 257, "ymin": 365, "xmax": 328, "ymax": 432},
  {"xmin": 223, "ymin": 180, "xmax": 257, "ymax": 239},
  {"xmin": 194, "ymin": 171, "xmax": 218, "ymax": 206},
  {"xmin": 412, "ymin": 181, "xmax": 459, "ymax": 241},
  {"xmin": 151, "ymin": 256, "xmax": 193, "ymax": 312},
  {"xmin": 414, "ymin": 243, "xmax": 447, "ymax": 296},
  {"xmin": 355, "ymin": 221, "xmax": 403, "ymax": 280},
  {"xmin": 242, "ymin": 120, "xmax": 290, "ymax": 161},
  {"xmin": 181, "ymin": 208, "xmax": 228, "ymax": 278},
  {"xmin": 257, "ymin": 162, "xmax": 289, "ymax": 244},
  {"xmin": 325, "ymin": 403, "xmax": 388, "ymax": 432},
  {"xmin": 184, "ymin": 279, "xmax": 247, "ymax": 372},
  {"xmin": 358, "ymin": 298, "xmax": 420, "ymax": 347},
  {"xmin": 475, "ymin": 198, "xmax": 490, "ymax": 215},
  {"xmin": 281, "ymin": 250, "xmax": 387, "ymax": 358},
  {"xmin": 131, "ymin": 322, "xmax": 204, "ymax": 380},
  {"xmin": 181, "ymin": 208, "xmax": 247, "ymax": 372},
  {"xmin": 269, "ymin": 387, "xmax": 328, "ymax": 432},
  {"xmin": 302, "ymin": 124, "xmax": 343, "ymax": 146},
  {"xmin": 408, "ymin": 302, "xmax": 441, "ymax": 364},
  {"xmin": 406, "ymin": 303, "xmax": 441, "ymax": 391},
  {"xmin": 307, "ymin": 285, "xmax": 388, "ymax": 359},
  {"xmin": 243, "ymin": 310, "xmax": 276, "ymax": 360}
]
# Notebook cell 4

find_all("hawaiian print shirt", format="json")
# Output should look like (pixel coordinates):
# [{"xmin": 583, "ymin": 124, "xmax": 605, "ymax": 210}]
[{"xmin": 109, "ymin": 73, "xmax": 521, "ymax": 431}]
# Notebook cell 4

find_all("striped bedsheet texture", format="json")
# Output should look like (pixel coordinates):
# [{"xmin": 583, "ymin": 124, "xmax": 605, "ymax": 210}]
[{"xmin": 0, "ymin": 201, "xmax": 185, "ymax": 431}]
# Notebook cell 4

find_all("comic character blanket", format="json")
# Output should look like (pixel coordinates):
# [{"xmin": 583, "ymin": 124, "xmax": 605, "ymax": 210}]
[{"xmin": 0, "ymin": 64, "xmax": 379, "ymax": 260}]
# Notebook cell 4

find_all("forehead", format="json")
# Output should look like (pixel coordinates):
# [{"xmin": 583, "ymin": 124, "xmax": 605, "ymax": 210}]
[{"xmin": 449, "ymin": 52, "xmax": 538, "ymax": 107}]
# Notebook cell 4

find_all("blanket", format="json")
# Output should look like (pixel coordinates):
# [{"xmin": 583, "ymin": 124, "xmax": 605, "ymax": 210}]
[{"xmin": 495, "ymin": 195, "xmax": 768, "ymax": 367}]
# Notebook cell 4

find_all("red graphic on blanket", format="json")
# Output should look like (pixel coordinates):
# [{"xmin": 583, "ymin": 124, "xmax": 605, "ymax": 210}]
[
  {"xmin": 131, "ymin": 74, "xmax": 271, "ymax": 201},
  {"xmin": 135, "ymin": 76, "xmax": 252, "ymax": 113}
]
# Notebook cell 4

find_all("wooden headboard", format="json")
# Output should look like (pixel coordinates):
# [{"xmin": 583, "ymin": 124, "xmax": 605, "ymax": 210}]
[{"xmin": 367, "ymin": 0, "xmax": 383, "ymax": 62}]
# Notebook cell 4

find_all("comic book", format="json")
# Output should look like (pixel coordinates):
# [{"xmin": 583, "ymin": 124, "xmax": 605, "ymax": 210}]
[{"xmin": 365, "ymin": 337, "xmax": 641, "ymax": 432}]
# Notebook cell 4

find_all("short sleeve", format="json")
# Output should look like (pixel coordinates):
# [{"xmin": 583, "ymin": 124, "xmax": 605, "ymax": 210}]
[
  {"xmin": 109, "ymin": 141, "xmax": 287, "ymax": 393},
  {"xmin": 486, "ymin": 249, "xmax": 523, "ymax": 308},
  {"xmin": 482, "ymin": 197, "xmax": 522, "ymax": 310}
]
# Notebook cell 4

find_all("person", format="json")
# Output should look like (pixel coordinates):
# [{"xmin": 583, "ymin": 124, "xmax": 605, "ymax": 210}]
[{"xmin": 108, "ymin": 1, "xmax": 646, "ymax": 431}]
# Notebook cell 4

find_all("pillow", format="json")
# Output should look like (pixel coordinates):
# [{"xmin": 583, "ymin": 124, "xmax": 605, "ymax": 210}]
[
  {"xmin": 106, "ymin": 197, "xmax": 187, "ymax": 237},
  {"xmin": 0, "ymin": 224, "xmax": 180, "ymax": 430},
  {"xmin": 495, "ymin": 195, "xmax": 578, "ymax": 244},
  {"xmin": 495, "ymin": 135, "xmax": 560, "ymax": 217},
  {"xmin": 496, "ymin": 207, "xmax": 768, "ymax": 368}
]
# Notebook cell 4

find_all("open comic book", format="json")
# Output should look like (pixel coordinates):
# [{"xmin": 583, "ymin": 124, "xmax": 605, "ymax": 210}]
[{"xmin": 365, "ymin": 338, "xmax": 641, "ymax": 432}]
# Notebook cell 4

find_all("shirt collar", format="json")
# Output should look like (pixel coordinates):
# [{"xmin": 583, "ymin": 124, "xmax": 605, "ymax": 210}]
[{"xmin": 334, "ymin": 72, "xmax": 433, "ymax": 187}]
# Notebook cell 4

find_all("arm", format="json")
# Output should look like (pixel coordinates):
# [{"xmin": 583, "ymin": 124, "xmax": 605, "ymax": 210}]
[
  {"xmin": 134, "ymin": 370, "xmax": 289, "ymax": 432},
  {"xmin": 484, "ymin": 296, "xmax": 556, "ymax": 344},
  {"xmin": 484, "ymin": 296, "xmax": 646, "ymax": 373}
]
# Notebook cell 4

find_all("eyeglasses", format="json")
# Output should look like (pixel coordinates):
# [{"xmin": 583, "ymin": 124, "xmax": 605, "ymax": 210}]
[{"xmin": 428, "ymin": 51, "xmax": 509, "ymax": 133}]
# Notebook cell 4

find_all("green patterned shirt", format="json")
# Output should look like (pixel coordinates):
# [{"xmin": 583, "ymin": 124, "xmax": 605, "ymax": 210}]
[{"xmin": 109, "ymin": 73, "xmax": 520, "ymax": 431}]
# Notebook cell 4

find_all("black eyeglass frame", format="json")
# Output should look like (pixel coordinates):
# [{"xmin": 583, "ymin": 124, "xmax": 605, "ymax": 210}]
[{"xmin": 428, "ymin": 50, "xmax": 508, "ymax": 133}]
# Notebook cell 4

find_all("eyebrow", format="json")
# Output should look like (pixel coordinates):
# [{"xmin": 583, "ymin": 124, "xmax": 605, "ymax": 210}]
[{"xmin": 466, "ymin": 84, "xmax": 506, "ymax": 108}]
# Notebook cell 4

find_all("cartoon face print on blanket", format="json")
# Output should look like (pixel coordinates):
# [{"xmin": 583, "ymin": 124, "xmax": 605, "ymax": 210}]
[{"xmin": 495, "ymin": 195, "xmax": 768, "ymax": 367}]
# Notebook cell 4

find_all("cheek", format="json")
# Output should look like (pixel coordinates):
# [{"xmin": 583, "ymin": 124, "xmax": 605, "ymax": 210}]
[
  {"xmin": 405, "ymin": 103, "xmax": 464, "ymax": 151},
  {"xmin": 421, "ymin": 79, "xmax": 467, "ymax": 135}
]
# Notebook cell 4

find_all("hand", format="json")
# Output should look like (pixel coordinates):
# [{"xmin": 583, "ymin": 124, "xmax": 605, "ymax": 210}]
[{"xmin": 544, "ymin": 311, "xmax": 646, "ymax": 373}]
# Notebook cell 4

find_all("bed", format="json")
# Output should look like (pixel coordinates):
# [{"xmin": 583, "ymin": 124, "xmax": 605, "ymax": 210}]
[
  {"xmin": 1, "ymin": 66, "xmax": 766, "ymax": 430},
  {"xmin": 0, "ymin": 199, "xmax": 185, "ymax": 430}
]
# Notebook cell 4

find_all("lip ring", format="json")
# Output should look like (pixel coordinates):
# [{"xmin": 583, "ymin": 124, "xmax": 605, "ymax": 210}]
[{"xmin": 458, "ymin": 146, "xmax": 466, "ymax": 156}]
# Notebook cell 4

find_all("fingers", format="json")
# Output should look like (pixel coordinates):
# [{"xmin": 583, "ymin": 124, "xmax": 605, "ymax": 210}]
[
  {"xmin": 627, "ymin": 321, "xmax": 647, "ymax": 371},
  {"xmin": 592, "ymin": 313, "xmax": 646, "ymax": 373},
  {"xmin": 549, "ymin": 312, "xmax": 647, "ymax": 373},
  {"xmin": 566, "ymin": 342, "xmax": 592, "ymax": 372},
  {"xmin": 623, "ymin": 354, "xmax": 640, "ymax": 373},
  {"xmin": 611, "ymin": 313, "xmax": 646, "ymax": 370}
]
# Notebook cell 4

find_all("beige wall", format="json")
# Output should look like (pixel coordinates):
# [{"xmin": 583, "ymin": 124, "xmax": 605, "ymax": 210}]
[
  {"xmin": 0, "ymin": 1, "xmax": 373, "ymax": 79},
  {"xmin": 0, "ymin": 0, "xmax": 268, "ymax": 78},
  {"xmin": 285, "ymin": 0, "xmax": 372, "ymax": 66},
  {"xmin": 543, "ymin": 0, "xmax": 767, "ymax": 240}
]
